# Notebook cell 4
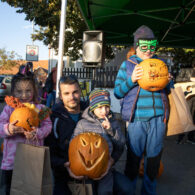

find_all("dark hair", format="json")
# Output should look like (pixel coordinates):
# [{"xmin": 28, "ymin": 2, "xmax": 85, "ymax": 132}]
[
  {"xmin": 58, "ymin": 75, "xmax": 80, "ymax": 93},
  {"xmin": 11, "ymin": 74, "xmax": 39, "ymax": 103},
  {"xmin": 18, "ymin": 64, "xmax": 34, "ymax": 77}
]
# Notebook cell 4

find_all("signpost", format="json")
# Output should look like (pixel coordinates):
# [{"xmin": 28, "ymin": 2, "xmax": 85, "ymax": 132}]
[{"xmin": 26, "ymin": 45, "xmax": 39, "ymax": 61}]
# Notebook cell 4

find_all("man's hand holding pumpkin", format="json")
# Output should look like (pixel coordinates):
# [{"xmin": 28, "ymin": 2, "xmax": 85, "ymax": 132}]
[{"xmin": 64, "ymin": 161, "xmax": 84, "ymax": 180}]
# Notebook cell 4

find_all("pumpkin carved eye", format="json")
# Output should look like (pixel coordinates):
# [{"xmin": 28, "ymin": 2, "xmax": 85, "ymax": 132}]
[
  {"xmin": 80, "ymin": 137, "xmax": 88, "ymax": 146},
  {"xmin": 94, "ymin": 138, "xmax": 101, "ymax": 148}
]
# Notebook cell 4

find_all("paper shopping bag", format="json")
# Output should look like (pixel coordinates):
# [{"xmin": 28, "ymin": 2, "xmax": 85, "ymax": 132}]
[
  {"xmin": 167, "ymin": 87, "xmax": 195, "ymax": 136},
  {"xmin": 10, "ymin": 143, "xmax": 53, "ymax": 195},
  {"xmin": 68, "ymin": 180, "xmax": 93, "ymax": 195}
]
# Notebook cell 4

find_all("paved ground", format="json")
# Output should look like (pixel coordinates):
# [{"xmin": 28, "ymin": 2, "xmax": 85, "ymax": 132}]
[
  {"xmin": 0, "ymin": 101, "xmax": 194, "ymax": 194},
  {"xmin": 114, "ymin": 135, "xmax": 195, "ymax": 195}
]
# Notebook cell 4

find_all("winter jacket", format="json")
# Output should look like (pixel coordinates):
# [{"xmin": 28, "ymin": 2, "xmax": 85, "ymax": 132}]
[
  {"xmin": 72, "ymin": 107, "xmax": 126, "ymax": 163},
  {"xmin": 44, "ymin": 100, "xmax": 88, "ymax": 170},
  {"xmin": 114, "ymin": 55, "xmax": 172, "ymax": 122},
  {"xmin": 0, "ymin": 104, "xmax": 52, "ymax": 170}
]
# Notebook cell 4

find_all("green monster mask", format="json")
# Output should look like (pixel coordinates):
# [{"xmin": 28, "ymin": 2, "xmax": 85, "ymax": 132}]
[{"xmin": 136, "ymin": 39, "xmax": 158, "ymax": 52}]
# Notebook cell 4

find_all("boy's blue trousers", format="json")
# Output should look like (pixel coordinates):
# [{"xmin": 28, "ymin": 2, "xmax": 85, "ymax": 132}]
[{"xmin": 125, "ymin": 116, "xmax": 166, "ymax": 195}]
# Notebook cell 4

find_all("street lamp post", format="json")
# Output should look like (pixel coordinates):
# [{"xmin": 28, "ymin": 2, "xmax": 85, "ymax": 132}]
[{"xmin": 56, "ymin": 0, "xmax": 68, "ymax": 98}]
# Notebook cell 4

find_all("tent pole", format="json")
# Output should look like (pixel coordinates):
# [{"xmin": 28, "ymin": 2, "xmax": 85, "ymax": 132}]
[{"xmin": 56, "ymin": 0, "xmax": 68, "ymax": 98}]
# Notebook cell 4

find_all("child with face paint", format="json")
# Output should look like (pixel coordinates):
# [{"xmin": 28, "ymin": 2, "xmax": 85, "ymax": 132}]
[
  {"xmin": 114, "ymin": 25, "xmax": 174, "ymax": 195},
  {"xmin": 0, "ymin": 69, "xmax": 52, "ymax": 195}
]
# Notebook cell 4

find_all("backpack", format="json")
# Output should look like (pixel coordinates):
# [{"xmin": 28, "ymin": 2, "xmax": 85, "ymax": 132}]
[{"xmin": 45, "ymin": 72, "xmax": 53, "ymax": 93}]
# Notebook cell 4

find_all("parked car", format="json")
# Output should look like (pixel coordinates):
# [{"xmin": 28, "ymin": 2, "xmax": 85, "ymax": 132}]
[{"xmin": 0, "ymin": 75, "xmax": 13, "ymax": 100}]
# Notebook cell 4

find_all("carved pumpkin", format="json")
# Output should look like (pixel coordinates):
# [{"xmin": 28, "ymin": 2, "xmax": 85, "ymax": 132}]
[
  {"xmin": 10, "ymin": 107, "xmax": 39, "ymax": 131},
  {"xmin": 139, "ymin": 158, "xmax": 164, "ymax": 178},
  {"xmin": 69, "ymin": 132, "xmax": 109, "ymax": 179},
  {"xmin": 138, "ymin": 59, "xmax": 169, "ymax": 91}
]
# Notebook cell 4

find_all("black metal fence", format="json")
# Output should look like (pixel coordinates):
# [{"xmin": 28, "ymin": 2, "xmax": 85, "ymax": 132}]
[{"xmin": 62, "ymin": 66, "xmax": 119, "ymax": 88}]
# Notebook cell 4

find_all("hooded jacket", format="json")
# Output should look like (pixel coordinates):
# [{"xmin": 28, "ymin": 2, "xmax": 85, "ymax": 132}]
[
  {"xmin": 72, "ymin": 107, "xmax": 125, "ymax": 163},
  {"xmin": 0, "ymin": 104, "xmax": 52, "ymax": 170},
  {"xmin": 44, "ymin": 100, "xmax": 88, "ymax": 170}
]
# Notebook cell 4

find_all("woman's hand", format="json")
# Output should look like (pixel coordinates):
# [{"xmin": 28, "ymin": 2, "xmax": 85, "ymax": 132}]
[
  {"xmin": 131, "ymin": 65, "xmax": 143, "ymax": 83},
  {"xmin": 64, "ymin": 162, "xmax": 84, "ymax": 180},
  {"xmin": 8, "ymin": 120, "xmax": 25, "ymax": 135}
]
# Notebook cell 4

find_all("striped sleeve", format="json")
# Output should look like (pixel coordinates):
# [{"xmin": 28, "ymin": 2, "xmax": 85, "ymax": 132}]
[{"xmin": 114, "ymin": 61, "xmax": 136, "ymax": 99}]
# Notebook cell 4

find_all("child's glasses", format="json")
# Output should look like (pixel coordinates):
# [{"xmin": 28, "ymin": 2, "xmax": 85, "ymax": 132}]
[{"xmin": 137, "ymin": 39, "xmax": 158, "ymax": 52}]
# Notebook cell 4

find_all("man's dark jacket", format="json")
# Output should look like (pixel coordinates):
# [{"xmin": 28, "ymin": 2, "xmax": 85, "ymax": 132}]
[{"xmin": 45, "ymin": 100, "xmax": 88, "ymax": 171}]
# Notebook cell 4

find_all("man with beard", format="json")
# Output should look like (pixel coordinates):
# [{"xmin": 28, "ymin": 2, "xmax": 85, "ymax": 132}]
[
  {"xmin": 45, "ymin": 75, "xmax": 88, "ymax": 195},
  {"xmin": 45, "ymin": 75, "xmax": 134, "ymax": 195}
]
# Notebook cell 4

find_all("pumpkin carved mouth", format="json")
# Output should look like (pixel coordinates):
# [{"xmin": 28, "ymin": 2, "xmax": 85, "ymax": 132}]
[{"xmin": 78, "ymin": 150, "xmax": 106, "ymax": 170}]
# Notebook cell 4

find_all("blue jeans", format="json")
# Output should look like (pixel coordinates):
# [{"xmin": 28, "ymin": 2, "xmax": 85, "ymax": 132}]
[{"xmin": 125, "ymin": 116, "xmax": 166, "ymax": 195}]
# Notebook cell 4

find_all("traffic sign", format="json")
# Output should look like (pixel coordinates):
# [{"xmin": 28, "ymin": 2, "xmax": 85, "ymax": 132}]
[{"xmin": 26, "ymin": 45, "xmax": 39, "ymax": 61}]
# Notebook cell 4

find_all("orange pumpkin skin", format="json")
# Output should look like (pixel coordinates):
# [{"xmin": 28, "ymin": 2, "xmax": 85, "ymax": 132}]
[
  {"xmin": 139, "ymin": 158, "xmax": 164, "ymax": 178},
  {"xmin": 10, "ymin": 107, "xmax": 39, "ymax": 131},
  {"xmin": 1, "ymin": 143, "xmax": 3, "ymax": 153},
  {"xmin": 69, "ymin": 132, "xmax": 109, "ymax": 179},
  {"xmin": 138, "ymin": 59, "xmax": 169, "ymax": 91}
]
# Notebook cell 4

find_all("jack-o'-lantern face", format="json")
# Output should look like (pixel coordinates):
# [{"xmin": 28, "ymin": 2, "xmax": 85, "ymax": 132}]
[
  {"xmin": 69, "ymin": 132, "xmax": 109, "ymax": 179},
  {"xmin": 10, "ymin": 107, "xmax": 39, "ymax": 131},
  {"xmin": 138, "ymin": 59, "xmax": 169, "ymax": 91}
]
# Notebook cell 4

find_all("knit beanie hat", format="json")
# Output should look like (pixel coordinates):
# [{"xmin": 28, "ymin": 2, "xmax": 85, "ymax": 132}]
[
  {"xmin": 89, "ymin": 89, "xmax": 110, "ymax": 111},
  {"xmin": 133, "ymin": 25, "xmax": 155, "ymax": 48}
]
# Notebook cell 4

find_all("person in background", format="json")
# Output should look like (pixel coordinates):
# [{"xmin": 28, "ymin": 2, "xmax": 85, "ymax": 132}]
[
  {"xmin": 114, "ymin": 25, "xmax": 173, "ymax": 195},
  {"xmin": 0, "ymin": 72, "xmax": 52, "ymax": 195},
  {"xmin": 46, "ymin": 67, "xmax": 57, "ymax": 108},
  {"xmin": 184, "ymin": 85, "xmax": 192, "ymax": 96}
]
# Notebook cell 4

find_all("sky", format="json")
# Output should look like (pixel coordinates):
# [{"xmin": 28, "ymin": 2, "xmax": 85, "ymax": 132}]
[{"xmin": 0, "ymin": 2, "xmax": 49, "ymax": 60}]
